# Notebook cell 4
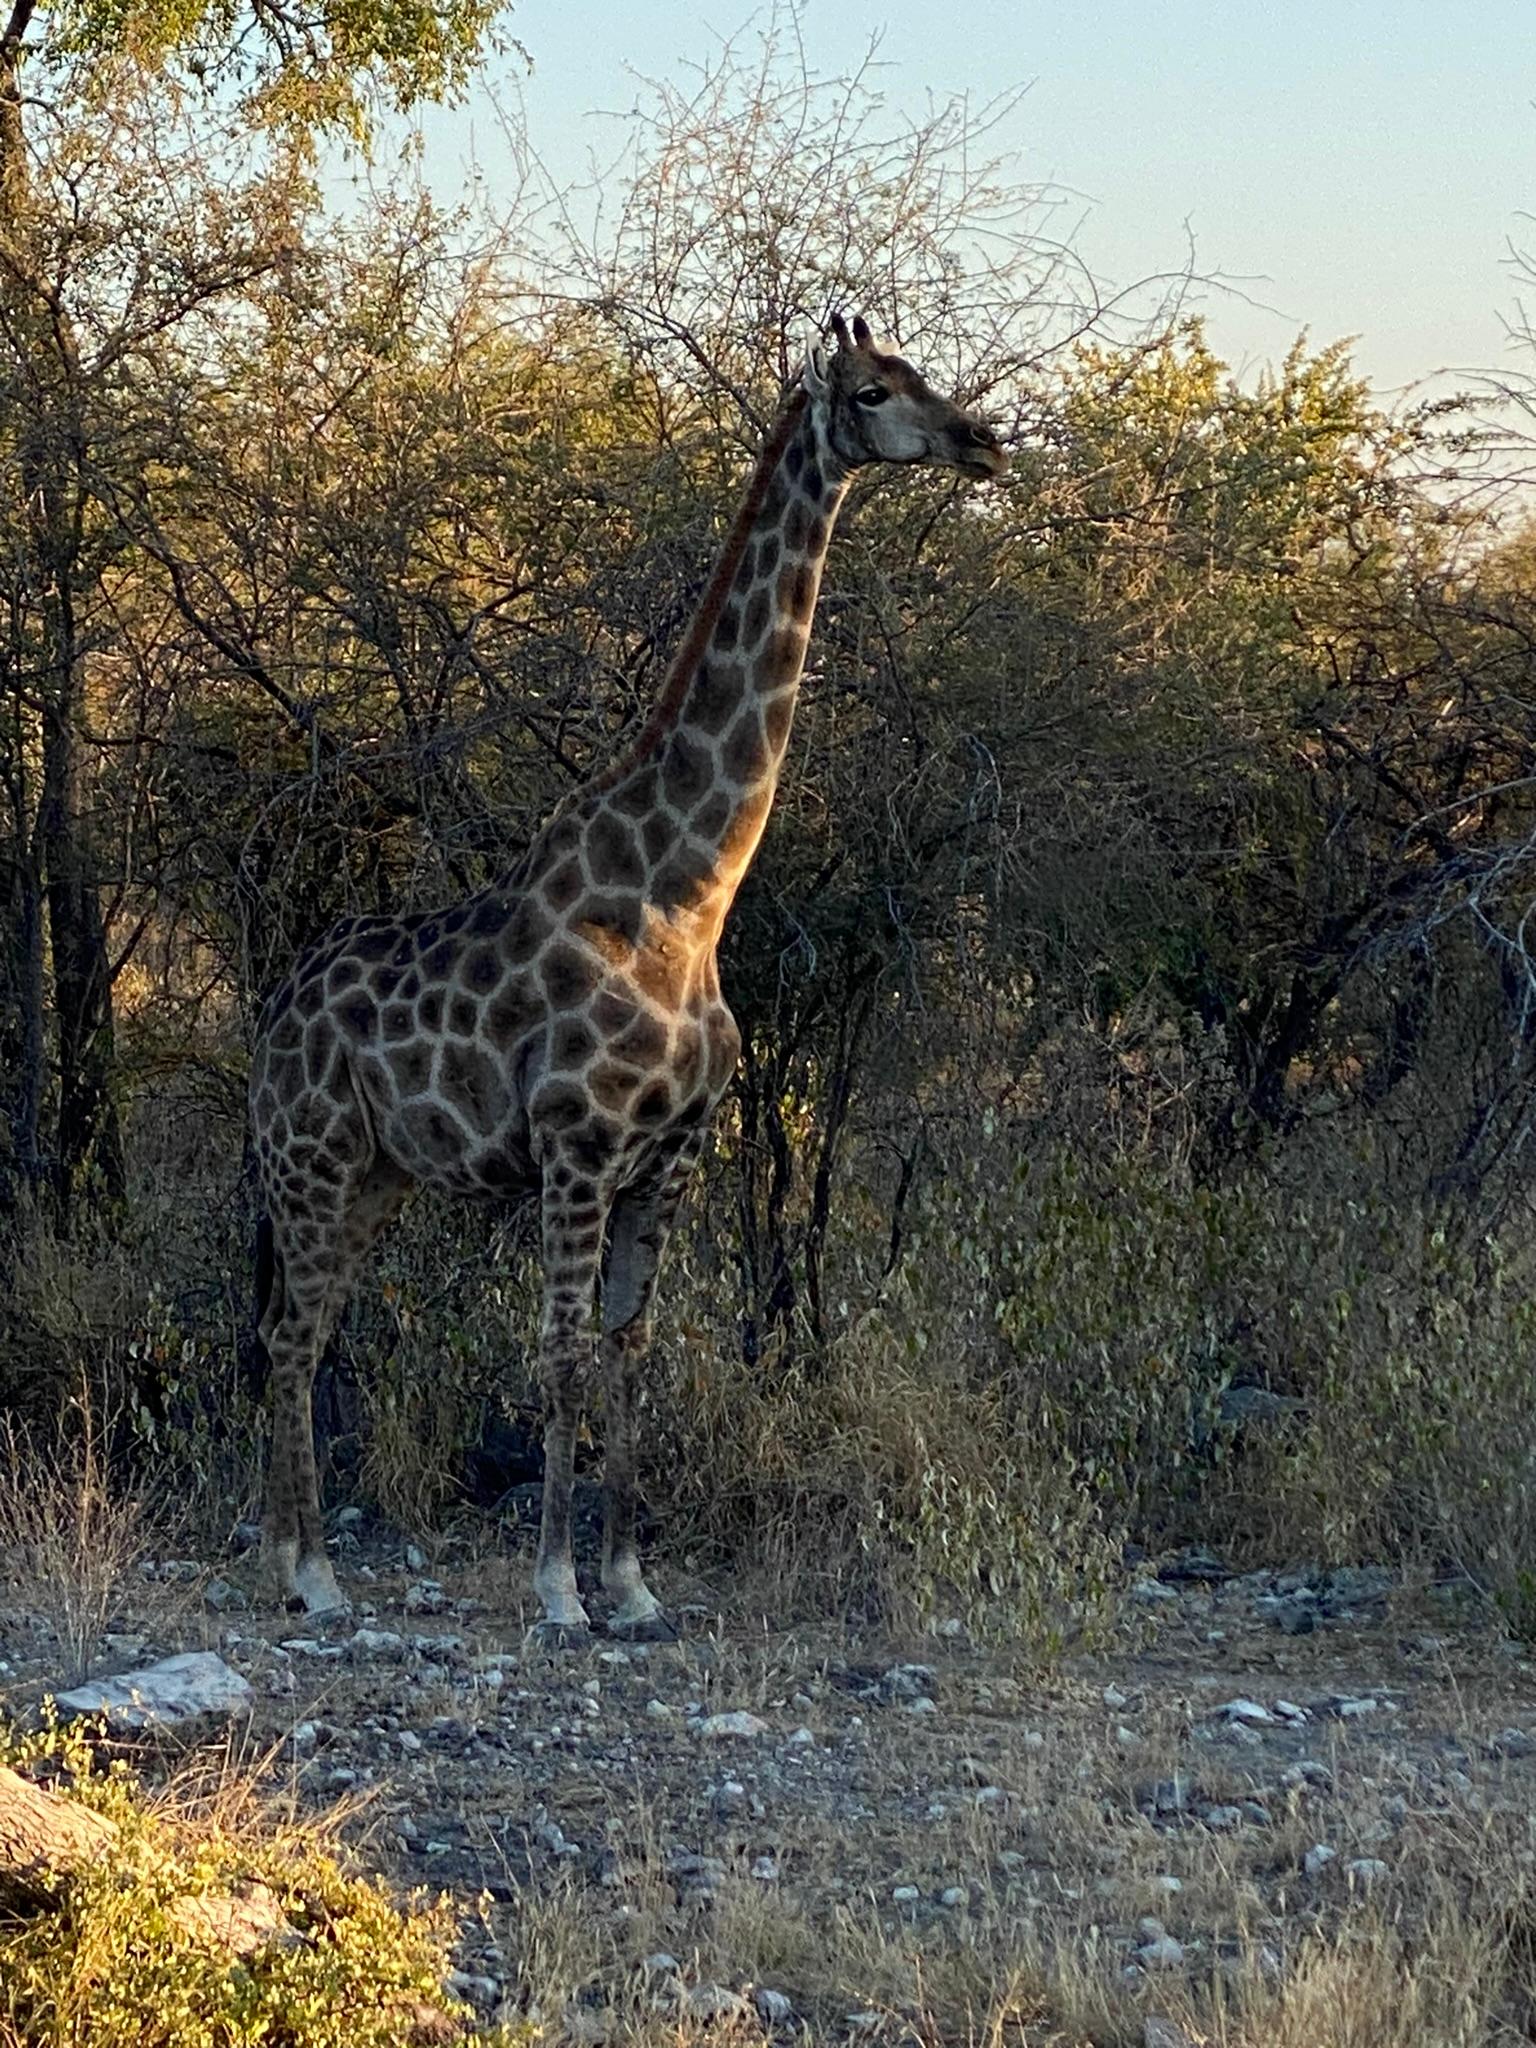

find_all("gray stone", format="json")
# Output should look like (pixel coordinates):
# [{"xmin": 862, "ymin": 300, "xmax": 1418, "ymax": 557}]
[
  {"xmin": 1143, "ymin": 2022, "xmax": 1198, "ymax": 2048},
  {"xmin": 53, "ymin": 1651, "xmax": 253, "ymax": 1733},
  {"xmin": 1488, "ymin": 1727, "xmax": 1536, "ymax": 1759},
  {"xmin": 348, "ymin": 1627, "xmax": 406, "ymax": 1658},
  {"xmin": 1303, "ymin": 1844, "xmax": 1336, "ymax": 1877},
  {"xmin": 686, "ymin": 1985, "xmax": 751, "ymax": 2023},
  {"xmin": 1130, "ymin": 1579, "xmax": 1179, "ymax": 1605},
  {"xmin": 203, "ymin": 1577, "xmax": 246, "ymax": 1613},
  {"xmin": 1136, "ymin": 1935, "xmax": 1185, "ymax": 1970},
  {"xmin": 939, "ymin": 1885, "xmax": 967, "ymax": 1907},
  {"xmin": 1217, "ymin": 1697, "xmax": 1274, "ymax": 1725},
  {"xmin": 754, "ymin": 1988, "xmax": 793, "ymax": 2025},
  {"xmin": 1347, "ymin": 1858, "xmax": 1389, "ymax": 1885},
  {"xmin": 641, "ymin": 1953, "xmax": 680, "ymax": 1977},
  {"xmin": 1201, "ymin": 1804, "xmax": 1244, "ymax": 1831},
  {"xmin": 446, "ymin": 1971, "xmax": 500, "ymax": 2013},
  {"xmin": 892, "ymin": 1884, "xmax": 920, "ymax": 1903},
  {"xmin": 873, "ymin": 1663, "xmax": 935, "ymax": 1701},
  {"xmin": 1219, "ymin": 1385, "xmax": 1304, "ymax": 1428},
  {"xmin": 697, "ymin": 1710, "xmax": 767, "ymax": 1740}
]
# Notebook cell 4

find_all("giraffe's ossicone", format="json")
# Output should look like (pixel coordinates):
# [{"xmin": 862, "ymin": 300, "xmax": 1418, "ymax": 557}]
[{"xmin": 249, "ymin": 314, "xmax": 1009, "ymax": 1631}]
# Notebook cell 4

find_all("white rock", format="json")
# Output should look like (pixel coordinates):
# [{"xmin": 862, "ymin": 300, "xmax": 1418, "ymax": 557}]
[
  {"xmin": 52, "ymin": 1651, "xmax": 253, "ymax": 1732},
  {"xmin": 939, "ymin": 1885, "xmax": 967, "ymax": 1907},
  {"xmin": 1304, "ymin": 1844, "xmax": 1336, "ymax": 1877},
  {"xmin": 1347, "ymin": 1857, "xmax": 1389, "ymax": 1885},
  {"xmin": 349, "ymin": 1627, "xmax": 406, "ymax": 1658},
  {"xmin": 1218, "ymin": 1697, "xmax": 1274, "ymax": 1724},
  {"xmin": 1136, "ymin": 1935, "xmax": 1185, "ymax": 1970},
  {"xmin": 751, "ymin": 1855, "xmax": 780, "ymax": 1882},
  {"xmin": 1274, "ymin": 1698, "xmax": 1309, "ymax": 1723},
  {"xmin": 645, "ymin": 1698, "xmax": 674, "ymax": 1719},
  {"xmin": 1103, "ymin": 1684, "xmax": 1130, "ymax": 1709},
  {"xmin": 787, "ymin": 1725, "xmax": 815, "ymax": 1747},
  {"xmin": 892, "ymin": 1884, "xmax": 920, "ymax": 1903},
  {"xmin": 1202, "ymin": 1805, "xmax": 1244, "ymax": 1831},
  {"xmin": 904, "ymin": 1695, "xmax": 938, "ymax": 1716},
  {"xmin": 641, "ymin": 1953, "xmax": 680, "ymax": 1977},
  {"xmin": 697, "ymin": 1710, "xmax": 768, "ymax": 1740}
]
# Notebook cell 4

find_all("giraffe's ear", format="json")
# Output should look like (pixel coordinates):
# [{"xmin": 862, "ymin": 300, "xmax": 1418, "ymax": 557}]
[
  {"xmin": 800, "ymin": 335, "xmax": 830, "ymax": 397},
  {"xmin": 851, "ymin": 315, "xmax": 873, "ymax": 348}
]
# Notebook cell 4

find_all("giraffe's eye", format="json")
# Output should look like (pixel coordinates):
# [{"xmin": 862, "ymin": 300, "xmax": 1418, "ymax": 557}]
[{"xmin": 855, "ymin": 385, "xmax": 889, "ymax": 407}]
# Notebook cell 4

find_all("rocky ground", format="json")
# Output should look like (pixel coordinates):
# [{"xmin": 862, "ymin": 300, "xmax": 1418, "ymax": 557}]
[{"xmin": 6, "ymin": 1521, "xmax": 1536, "ymax": 2046}]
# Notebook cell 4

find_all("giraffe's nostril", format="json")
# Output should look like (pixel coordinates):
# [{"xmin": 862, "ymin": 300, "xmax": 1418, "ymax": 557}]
[{"xmin": 966, "ymin": 423, "xmax": 997, "ymax": 448}]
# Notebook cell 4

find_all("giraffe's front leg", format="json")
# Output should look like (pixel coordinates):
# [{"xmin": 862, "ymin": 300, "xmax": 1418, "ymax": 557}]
[{"xmin": 532, "ymin": 1177, "xmax": 607, "ymax": 1639}]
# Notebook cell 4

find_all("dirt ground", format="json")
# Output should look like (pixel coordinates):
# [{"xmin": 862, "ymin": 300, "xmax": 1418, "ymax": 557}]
[{"xmin": 6, "ymin": 1517, "xmax": 1536, "ymax": 2047}]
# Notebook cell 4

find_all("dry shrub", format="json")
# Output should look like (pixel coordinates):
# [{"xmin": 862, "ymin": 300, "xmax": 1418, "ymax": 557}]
[{"xmin": 0, "ymin": 1396, "xmax": 149, "ymax": 1682}]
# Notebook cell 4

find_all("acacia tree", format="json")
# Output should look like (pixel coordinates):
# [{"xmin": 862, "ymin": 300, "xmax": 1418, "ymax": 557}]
[{"xmin": 0, "ymin": 0, "xmax": 508, "ymax": 1217}]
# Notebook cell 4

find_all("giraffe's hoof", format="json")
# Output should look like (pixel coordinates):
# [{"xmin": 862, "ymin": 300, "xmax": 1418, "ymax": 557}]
[
  {"xmin": 608, "ymin": 1609, "xmax": 678, "ymax": 1644},
  {"xmin": 527, "ymin": 1620, "xmax": 593, "ymax": 1654},
  {"xmin": 286, "ymin": 1555, "xmax": 351, "ymax": 1621}
]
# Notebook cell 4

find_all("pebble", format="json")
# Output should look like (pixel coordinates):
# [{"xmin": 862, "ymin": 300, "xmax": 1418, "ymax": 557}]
[
  {"xmin": 754, "ymin": 1988, "xmax": 793, "ymax": 2025},
  {"xmin": 892, "ymin": 1884, "xmax": 920, "ymax": 1903},
  {"xmin": 1347, "ymin": 1858, "xmax": 1390, "ymax": 1885},
  {"xmin": 641, "ymin": 1953, "xmax": 680, "ymax": 1977},
  {"xmin": 404, "ymin": 1542, "xmax": 428, "ymax": 1570},
  {"xmin": 787, "ymin": 1725, "xmax": 815, "ymax": 1747},
  {"xmin": 939, "ymin": 1885, "xmax": 967, "ymax": 1907},
  {"xmin": 751, "ymin": 1855, "xmax": 780, "ymax": 1883},
  {"xmin": 1304, "ymin": 1844, "xmax": 1336, "ymax": 1877},
  {"xmin": 645, "ymin": 1699, "xmax": 674, "ymax": 1720},
  {"xmin": 404, "ymin": 1580, "xmax": 445, "ymax": 1615},
  {"xmin": 1201, "ymin": 1805, "xmax": 1244, "ymax": 1831},
  {"xmin": 1136, "ymin": 1935, "xmax": 1185, "ymax": 1970},
  {"xmin": 697, "ymin": 1710, "xmax": 768, "ymax": 1740},
  {"xmin": 904, "ymin": 1696, "xmax": 939, "ymax": 1716},
  {"xmin": 1102, "ymin": 1684, "xmax": 1129, "ymax": 1709},
  {"xmin": 1488, "ymin": 1727, "xmax": 1536, "ymax": 1759}
]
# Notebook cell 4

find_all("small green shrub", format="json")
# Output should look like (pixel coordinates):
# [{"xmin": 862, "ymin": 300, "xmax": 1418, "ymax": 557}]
[{"xmin": 0, "ymin": 1721, "xmax": 517, "ymax": 2048}]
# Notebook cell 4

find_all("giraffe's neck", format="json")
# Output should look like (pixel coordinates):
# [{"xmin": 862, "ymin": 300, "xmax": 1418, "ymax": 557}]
[{"xmin": 602, "ymin": 393, "xmax": 851, "ymax": 948}]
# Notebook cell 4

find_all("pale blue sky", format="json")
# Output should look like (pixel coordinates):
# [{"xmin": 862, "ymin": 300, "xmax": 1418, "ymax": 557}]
[{"xmin": 410, "ymin": 0, "xmax": 1535, "ymax": 395}]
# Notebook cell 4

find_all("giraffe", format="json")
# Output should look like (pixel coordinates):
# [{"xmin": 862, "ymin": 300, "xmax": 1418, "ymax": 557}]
[{"xmin": 248, "ymin": 313, "xmax": 1009, "ymax": 1633}]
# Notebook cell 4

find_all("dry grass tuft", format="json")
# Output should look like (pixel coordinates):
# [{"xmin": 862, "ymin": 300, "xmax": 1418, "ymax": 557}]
[{"xmin": 0, "ymin": 1394, "xmax": 150, "ymax": 1683}]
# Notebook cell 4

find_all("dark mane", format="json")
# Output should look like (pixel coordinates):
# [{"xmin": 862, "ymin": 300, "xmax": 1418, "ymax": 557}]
[{"xmin": 594, "ymin": 386, "xmax": 809, "ymax": 788}]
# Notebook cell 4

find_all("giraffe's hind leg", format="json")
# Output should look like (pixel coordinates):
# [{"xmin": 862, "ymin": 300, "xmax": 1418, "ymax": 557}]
[
  {"xmin": 599, "ymin": 1135, "xmax": 702, "ymax": 1638},
  {"xmin": 261, "ymin": 1149, "xmax": 411, "ymax": 1616}
]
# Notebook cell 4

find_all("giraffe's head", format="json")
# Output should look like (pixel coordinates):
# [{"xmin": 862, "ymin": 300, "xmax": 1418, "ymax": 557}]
[{"xmin": 801, "ymin": 313, "xmax": 1009, "ymax": 481}]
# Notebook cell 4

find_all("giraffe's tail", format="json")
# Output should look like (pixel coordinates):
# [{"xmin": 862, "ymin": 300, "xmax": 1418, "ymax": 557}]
[{"xmin": 244, "ymin": 1211, "xmax": 276, "ymax": 1400}]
